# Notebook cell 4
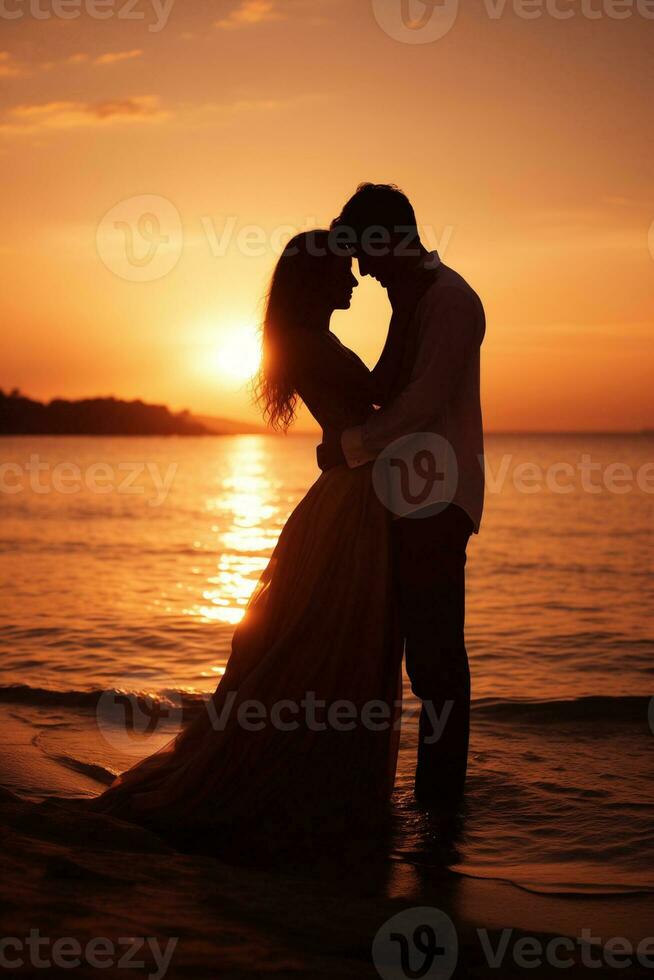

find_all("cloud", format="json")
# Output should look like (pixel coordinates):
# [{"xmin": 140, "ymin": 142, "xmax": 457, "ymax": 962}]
[
  {"xmin": 94, "ymin": 50, "xmax": 144, "ymax": 66},
  {"xmin": 40, "ymin": 51, "xmax": 143, "ymax": 70},
  {"xmin": 90, "ymin": 97, "xmax": 161, "ymax": 119},
  {"xmin": 215, "ymin": 0, "xmax": 283, "ymax": 29},
  {"xmin": 0, "ymin": 90, "xmax": 324, "ymax": 138},
  {"xmin": 0, "ymin": 97, "xmax": 168, "ymax": 134},
  {"xmin": 0, "ymin": 51, "xmax": 25, "ymax": 78},
  {"xmin": 39, "ymin": 54, "xmax": 88, "ymax": 71},
  {"xmin": 213, "ymin": 0, "xmax": 344, "ymax": 31}
]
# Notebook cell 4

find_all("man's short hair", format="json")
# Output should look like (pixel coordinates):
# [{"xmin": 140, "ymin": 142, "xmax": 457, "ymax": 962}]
[{"xmin": 331, "ymin": 183, "xmax": 419, "ymax": 250}]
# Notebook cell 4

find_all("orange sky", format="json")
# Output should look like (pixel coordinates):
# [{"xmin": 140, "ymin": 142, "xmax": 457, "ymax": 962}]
[{"xmin": 1, "ymin": 0, "xmax": 652, "ymax": 431}]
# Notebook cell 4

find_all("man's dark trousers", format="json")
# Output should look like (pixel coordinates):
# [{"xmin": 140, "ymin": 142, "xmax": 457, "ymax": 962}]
[{"xmin": 392, "ymin": 503, "xmax": 474, "ymax": 806}]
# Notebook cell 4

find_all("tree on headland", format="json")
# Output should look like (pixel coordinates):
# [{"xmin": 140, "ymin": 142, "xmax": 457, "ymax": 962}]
[{"xmin": 0, "ymin": 390, "xmax": 210, "ymax": 436}]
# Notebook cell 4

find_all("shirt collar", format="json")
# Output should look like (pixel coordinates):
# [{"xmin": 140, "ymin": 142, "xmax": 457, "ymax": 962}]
[{"xmin": 422, "ymin": 249, "xmax": 441, "ymax": 271}]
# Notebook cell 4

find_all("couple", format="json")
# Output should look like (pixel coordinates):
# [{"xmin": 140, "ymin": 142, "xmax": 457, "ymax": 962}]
[{"xmin": 93, "ymin": 183, "xmax": 485, "ymax": 843}]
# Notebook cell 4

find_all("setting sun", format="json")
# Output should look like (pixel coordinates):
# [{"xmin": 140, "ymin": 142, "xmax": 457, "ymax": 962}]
[{"xmin": 212, "ymin": 324, "xmax": 262, "ymax": 385}]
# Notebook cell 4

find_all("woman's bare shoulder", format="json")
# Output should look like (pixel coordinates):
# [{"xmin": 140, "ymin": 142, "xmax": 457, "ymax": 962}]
[
  {"xmin": 293, "ymin": 330, "xmax": 359, "ymax": 367},
  {"xmin": 290, "ymin": 330, "xmax": 372, "ymax": 396}
]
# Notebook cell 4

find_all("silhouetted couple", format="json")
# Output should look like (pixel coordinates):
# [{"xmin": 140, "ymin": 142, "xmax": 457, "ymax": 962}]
[{"xmin": 93, "ymin": 184, "xmax": 486, "ymax": 843}]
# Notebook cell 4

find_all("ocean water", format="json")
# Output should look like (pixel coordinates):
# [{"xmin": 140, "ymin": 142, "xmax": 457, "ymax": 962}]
[{"xmin": 1, "ymin": 434, "xmax": 653, "ymax": 894}]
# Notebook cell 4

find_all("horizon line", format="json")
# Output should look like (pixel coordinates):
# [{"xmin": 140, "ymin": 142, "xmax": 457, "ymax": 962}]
[{"xmin": 2, "ymin": 392, "xmax": 650, "ymax": 437}]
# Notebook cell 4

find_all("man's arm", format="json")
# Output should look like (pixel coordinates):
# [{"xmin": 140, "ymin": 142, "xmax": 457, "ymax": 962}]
[
  {"xmin": 369, "ymin": 307, "xmax": 409, "ymax": 407},
  {"xmin": 316, "ymin": 319, "xmax": 402, "ymax": 470},
  {"xmin": 341, "ymin": 287, "xmax": 481, "ymax": 467}
]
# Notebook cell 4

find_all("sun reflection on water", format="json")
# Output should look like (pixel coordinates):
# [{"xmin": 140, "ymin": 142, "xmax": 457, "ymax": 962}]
[{"xmin": 185, "ymin": 437, "xmax": 283, "ymax": 626}]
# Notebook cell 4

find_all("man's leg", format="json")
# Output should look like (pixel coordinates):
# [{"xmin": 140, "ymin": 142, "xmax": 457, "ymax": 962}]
[{"xmin": 392, "ymin": 504, "xmax": 473, "ymax": 807}]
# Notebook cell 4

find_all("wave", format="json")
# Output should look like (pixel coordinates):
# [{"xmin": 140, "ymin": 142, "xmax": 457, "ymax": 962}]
[
  {"xmin": 32, "ymin": 733, "xmax": 117, "ymax": 787},
  {"xmin": 0, "ymin": 684, "xmax": 205, "ymax": 714},
  {"xmin": 452, "ymin": 868, "xmax": 654, "ymax": 898},
  {"xmin": 472, "ymin": 694, "xmax": 651, "ymax": 724},
  {"xmin": 0, "ymin": 685, "xmax": 649, "ymax": 725},
  {"xmin": 388, "ymin": 854, "xmax": 654, "ymax": 898}
]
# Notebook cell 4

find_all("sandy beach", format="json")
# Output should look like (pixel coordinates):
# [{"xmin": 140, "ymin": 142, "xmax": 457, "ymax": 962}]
[{"xmin": 2, "ymin": 706, "xmax": 653, "ymax": 979}]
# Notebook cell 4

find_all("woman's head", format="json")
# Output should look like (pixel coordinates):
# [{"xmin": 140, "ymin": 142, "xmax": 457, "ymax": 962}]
[
  {"xmin": 256, "ymin": 230, "xmax": 358, "ymax": 431},
  {"xmin": 266, "ymin": 230, "xmax": 357, "ymax": 322}
]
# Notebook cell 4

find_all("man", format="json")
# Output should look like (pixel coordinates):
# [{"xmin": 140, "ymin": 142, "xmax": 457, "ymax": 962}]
[{"xmin": 320, "ymin": 183, "xmax": 485, "ymax": 809}]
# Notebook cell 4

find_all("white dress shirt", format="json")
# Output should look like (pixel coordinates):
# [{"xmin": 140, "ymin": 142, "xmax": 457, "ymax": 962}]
[{"xmin": 341, "ymin": 252, "xmax": 486, "ymax": 532}]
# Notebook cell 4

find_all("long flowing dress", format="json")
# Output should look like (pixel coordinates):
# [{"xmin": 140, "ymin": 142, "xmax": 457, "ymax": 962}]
[{"xmin": 91, "ymin": 329, "xmax": 402, "ymax": 845}]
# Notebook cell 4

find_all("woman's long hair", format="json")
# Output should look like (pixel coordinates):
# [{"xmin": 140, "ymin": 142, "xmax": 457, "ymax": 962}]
[{"xmin": 255, "ymin": 230, "xmax": 332, "ymax": 431}]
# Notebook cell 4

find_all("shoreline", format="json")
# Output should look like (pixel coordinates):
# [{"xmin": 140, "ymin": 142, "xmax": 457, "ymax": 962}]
[
  {"xmin": 1, "ymin": 700, "xmax": 651, "ymax": 899},
  {"xmin": 2, "ymin": 706, "xmax": 654, "ymax": 977},
  {"xmin": 2, "ymin": 785, "xmax": 653, "ymax": 979}
]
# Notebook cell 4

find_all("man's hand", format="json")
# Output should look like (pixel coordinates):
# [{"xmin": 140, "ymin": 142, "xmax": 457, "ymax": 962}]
[{"xmin": 317, "ymin": 433, "xmax": 346, "ymax": 471}]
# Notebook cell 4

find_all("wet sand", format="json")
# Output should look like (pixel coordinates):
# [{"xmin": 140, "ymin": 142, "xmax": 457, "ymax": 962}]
[{"xmin": 1, "ymin": 707, "xmax": 652, "ymax": 979}]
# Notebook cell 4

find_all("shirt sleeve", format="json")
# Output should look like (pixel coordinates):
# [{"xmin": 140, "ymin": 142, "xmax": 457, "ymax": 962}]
[{"xmin": 341, "ymin": 286, "xmax": 481, "ymax": 467}]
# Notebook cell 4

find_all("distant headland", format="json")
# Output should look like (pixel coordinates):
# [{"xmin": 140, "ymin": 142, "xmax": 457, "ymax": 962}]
[{"xmin": 0, "ymin": 390, "xmax": 265, "ymax": 437}]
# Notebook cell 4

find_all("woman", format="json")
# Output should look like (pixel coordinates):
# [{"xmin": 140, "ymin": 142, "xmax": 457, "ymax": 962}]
[{"xmin": 92, "ymin": 232, "xmax": 409, "ymax": 845}]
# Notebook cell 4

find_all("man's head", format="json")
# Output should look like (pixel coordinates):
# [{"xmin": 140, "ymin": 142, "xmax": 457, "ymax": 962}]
[{"xmin": 331, "ymin": 183, "xmax": 423, "ymax": 289}]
